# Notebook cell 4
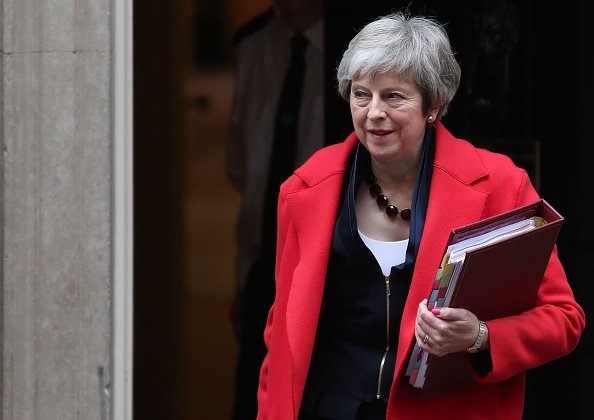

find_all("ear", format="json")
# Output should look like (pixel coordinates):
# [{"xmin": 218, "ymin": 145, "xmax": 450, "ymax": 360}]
[{"xmin": 426, "ymin": 107, "xmax": 440, "ymax": 123}]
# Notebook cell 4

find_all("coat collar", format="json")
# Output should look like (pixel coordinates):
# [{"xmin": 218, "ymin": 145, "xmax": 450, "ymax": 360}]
[{"xmin": 294, "ymin": 122, "xmax": 489, "ymax": 187}]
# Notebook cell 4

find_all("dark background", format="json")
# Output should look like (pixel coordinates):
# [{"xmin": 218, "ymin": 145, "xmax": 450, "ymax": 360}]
[
  {"xmin": 134, "ymin": 0, "xmax": 593, "ymax": 418},
  {"xmin": 324, "ymin": 1, "xmax": 593, "ymax": 418}
]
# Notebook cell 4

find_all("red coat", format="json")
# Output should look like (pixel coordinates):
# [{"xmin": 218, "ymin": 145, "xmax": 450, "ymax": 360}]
[{"xmin": 257, "ymin": 122, "xmax": 585, "ymax": 419}]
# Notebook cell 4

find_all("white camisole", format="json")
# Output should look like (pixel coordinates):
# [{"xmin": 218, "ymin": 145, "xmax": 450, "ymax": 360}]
[{"xmin": 358, "ymin": 230, "xmax": 409, "ymax": 276}]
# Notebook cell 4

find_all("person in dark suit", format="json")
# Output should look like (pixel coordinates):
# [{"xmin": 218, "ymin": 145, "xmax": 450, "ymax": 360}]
[
  {"xmin": 226, "ymin": 1, "xmax": 325, "ymax": 418},
  {"xmin": 256, "ymin": 10, "xmax": 585, "ymax": 419}
]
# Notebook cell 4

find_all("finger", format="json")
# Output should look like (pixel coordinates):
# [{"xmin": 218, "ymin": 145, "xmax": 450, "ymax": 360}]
[
  {"xmin": 416, "ymin": 301, "xmax": 429, "ymax": 332},
  {"xmin": 416, "ymin": 331, "xmax": 431, "ymax": 348},
  {"xmin": 415, "ymin": 321, "xmax": 425, "ymax": 341},
  {"xmin": 430, "ymin": 306, "xmax": 460, "ymax": 320},
  {"xmin": 433, "ymin": 306, "xmax": 469, "ymax": 322},
  {"xmin": 415, "ymin": 322, "xmax": 429, "ymax": 345},
  {"xmin": 418, "ymin": 298, "xmax": 429, "ymax": 312}
]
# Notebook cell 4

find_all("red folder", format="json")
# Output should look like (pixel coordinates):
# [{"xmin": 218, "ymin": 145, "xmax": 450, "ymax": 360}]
[{"xmin": 408, "ymin": 199, "xmax": 564, "ymax": 400}]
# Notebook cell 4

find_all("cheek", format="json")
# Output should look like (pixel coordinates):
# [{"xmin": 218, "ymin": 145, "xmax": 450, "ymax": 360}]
[{"xmin": 350, "ymin": 105, "xmax": 366, "ymax": 123}]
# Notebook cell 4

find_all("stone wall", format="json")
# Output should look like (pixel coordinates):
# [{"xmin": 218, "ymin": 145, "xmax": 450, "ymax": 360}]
[{"xmin": 1, "ymin": 1, "xmax": 122, "ymax": 418}]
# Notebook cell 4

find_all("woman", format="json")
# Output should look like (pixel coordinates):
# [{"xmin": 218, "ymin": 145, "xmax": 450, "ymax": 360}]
[{"xmin": 256, "ymin": 11, "xmax": 585, "ymax": 420}]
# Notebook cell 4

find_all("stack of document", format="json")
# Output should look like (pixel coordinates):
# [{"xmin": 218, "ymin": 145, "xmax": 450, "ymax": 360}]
[
  {"xmin": 405, "ymin": 199, "xmax": 563, "ymax": 400},
  {"xmin": 406, "ymin": 216, "xmax": 545, "ymax": 389}
]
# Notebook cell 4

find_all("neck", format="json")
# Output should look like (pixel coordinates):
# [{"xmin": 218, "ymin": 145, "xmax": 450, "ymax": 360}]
[{"xmin": 370, "ymin": 160, "xmax": 419, "ymax": 193}]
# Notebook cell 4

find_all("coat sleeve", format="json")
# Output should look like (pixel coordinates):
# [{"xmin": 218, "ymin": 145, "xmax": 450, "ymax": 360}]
[
  {"xmin": 256, "ymin": 187, "xmax": 292, "ymax": 419},
  {"xmin": 472, "ymin": 171, "xmax": 586, "ymax": 384}
]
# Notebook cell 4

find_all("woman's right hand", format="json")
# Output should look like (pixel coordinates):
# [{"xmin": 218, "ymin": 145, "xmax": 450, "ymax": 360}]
[{"xmin": 415, "ymin": 299, "xmax": 489, "ymax": 356}]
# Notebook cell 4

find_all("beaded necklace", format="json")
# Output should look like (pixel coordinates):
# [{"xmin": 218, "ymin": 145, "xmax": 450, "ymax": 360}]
[{"xmin": 365, "ymin": 171, "xmax": 412, "ymax": 220}]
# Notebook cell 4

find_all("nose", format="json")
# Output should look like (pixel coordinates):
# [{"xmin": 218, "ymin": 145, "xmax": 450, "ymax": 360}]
[{"xmin": 367, "ymin": 97, "xmax": 387, "ymax": 120}]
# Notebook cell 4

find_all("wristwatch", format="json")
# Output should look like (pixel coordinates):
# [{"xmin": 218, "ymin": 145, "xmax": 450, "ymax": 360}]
[{"xmin": 466, "ymin": 320, "xmax": 487, "ymax": 353}]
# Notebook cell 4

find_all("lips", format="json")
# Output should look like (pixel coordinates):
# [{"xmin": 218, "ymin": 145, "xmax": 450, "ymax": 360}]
[{"xmin": 368, "ymin": 129, "xmax": 393, "ymax": 136}]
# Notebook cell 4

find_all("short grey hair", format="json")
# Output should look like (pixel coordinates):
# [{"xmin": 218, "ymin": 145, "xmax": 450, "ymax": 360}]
[{"xmin": 336, "ymin": 11, "xmax": 461, "ymax": 119}]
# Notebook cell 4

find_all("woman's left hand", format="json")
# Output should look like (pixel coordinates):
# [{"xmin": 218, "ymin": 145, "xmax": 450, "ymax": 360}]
[{"xmin": 414, "ymin": 299, "xmax": 488, "ymax": 356}]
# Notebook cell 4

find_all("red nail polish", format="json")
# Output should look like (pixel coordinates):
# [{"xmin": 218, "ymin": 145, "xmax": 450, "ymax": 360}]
[{"xmin": 431, "ymin": 308, "xmax": 441, "ymax": 316}]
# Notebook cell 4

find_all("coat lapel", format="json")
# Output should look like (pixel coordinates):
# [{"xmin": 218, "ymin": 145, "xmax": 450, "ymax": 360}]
[
  {"xmin": 395, "ymin": 122, "xmax": 492, "ymax": 377},
  {"xmin": 284, "ymin": 133, "xmax": 358, "ymax": 397}
]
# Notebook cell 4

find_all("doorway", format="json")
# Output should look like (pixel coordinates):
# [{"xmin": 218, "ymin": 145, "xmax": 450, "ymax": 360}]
[{"xmin": 133, "ymin": 1, "xmax": 270, "ymax": 418}]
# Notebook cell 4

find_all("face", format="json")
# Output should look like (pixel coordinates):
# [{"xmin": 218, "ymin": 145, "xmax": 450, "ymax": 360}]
[{"xmin": 350, "ymin": 72, "xmax": 434, "ymax": 164}]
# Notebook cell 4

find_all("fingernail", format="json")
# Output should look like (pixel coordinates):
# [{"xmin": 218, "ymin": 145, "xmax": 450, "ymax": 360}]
[{"xmin": 431, "ymin": 308, "xmax": 441, "ymax": 316}]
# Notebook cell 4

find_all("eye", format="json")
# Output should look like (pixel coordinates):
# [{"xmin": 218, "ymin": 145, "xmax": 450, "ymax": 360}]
[
  {"xmin": 351, "ymin": 90, "xmax": 371, "ymax": 106},
  {"xmin": 387, "ymin": 92, "xmax": 405, "ymax": 100}
]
